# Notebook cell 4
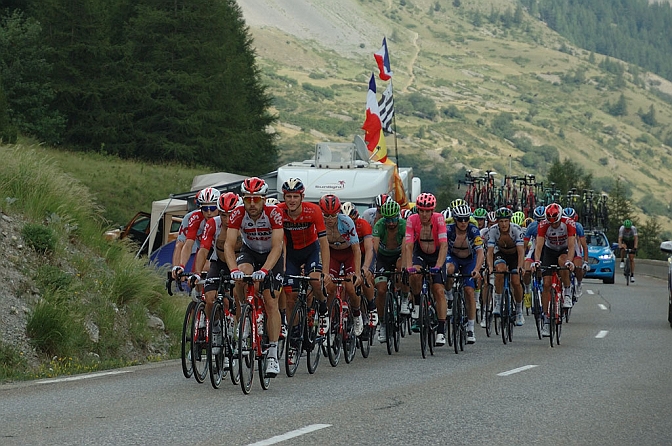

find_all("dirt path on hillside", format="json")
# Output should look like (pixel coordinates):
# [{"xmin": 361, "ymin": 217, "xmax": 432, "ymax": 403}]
[{"xmin": 402, "ymin": 32, "xmax": 419, "ymax": 93}]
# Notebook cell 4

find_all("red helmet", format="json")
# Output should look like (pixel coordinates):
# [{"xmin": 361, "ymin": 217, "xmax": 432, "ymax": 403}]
[
  {"xmin": 241, "ymin": 177, "xmax": 268, "ymax": 195},
  {"xmin": 415, "ymin": 193, "xmax": 437, "ymax": 211},
  {"xmin": 218, "ymin": 192, "xmax": 239, "ymax": 212},
  {"xmin": 545, "ymin": 203, "xmax": 562, "ymax": 223},
  {"xmin": 400, "ymin": 209, "xmax": 412, "ymax": 219},
  {"xmin": 375, "ymin": 194, "xmax": 392, "ymax": 207},
  {"xmin": 319, "ymin": 194, "xmax": 341, "ymax": 214}
]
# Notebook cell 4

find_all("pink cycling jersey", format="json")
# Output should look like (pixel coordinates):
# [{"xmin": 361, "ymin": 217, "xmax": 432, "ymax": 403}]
[{"xmin": 404, "ymin": 213, "xmax": 447, "ymax": 251}]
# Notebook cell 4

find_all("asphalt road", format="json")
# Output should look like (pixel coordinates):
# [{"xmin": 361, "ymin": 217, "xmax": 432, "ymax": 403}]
[{"xmin": 2, "ymin": 274, "xmax": 671, "ymax": 446}]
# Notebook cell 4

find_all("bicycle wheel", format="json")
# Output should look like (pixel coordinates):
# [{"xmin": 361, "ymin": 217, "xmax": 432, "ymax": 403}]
[
  {"xmin": 306, "ymin": 301, "xmax": 321, "ymax": 374},
  {"xmin": 258, "ymin": 353, "xmax": 271, "ymax": 390},
  {"xmin": 419, "ymin": 294, "xmax": 428, "ymax": 359},
  {"xmin": 532, "ymin": 287, "xmax": 542, "ymax": 340},
  {"xmin": 385, "ymin": 291, "xmax": 394, "ymax": 355},
  {"xmin": 227, "ymin": 314, "xmax": 240, "ymax": 385},
  {"xmin": 427, "ymin": 300, "xmax": 436, "ymax": 357},
  {"xmin": 556, "ymin": 316, "xmax": 562, "ymax": 345},
  {"xmin": 208, "ymin": 301, "xmax": 226, "ymax": 389},
  {"xmin": 458, "ymin": 296, "xmax": 466, "ymax": 351},
  {"xmin": 191, "ymin": 301, "xmax": 209, "ymax": 383},
  {"xmin": 285, "ymin": 301, "xmax": 305, "ymax": 377},
  {"xmin": 506, "ymin": 291, "xmax": 514, "ymax": 343},
  {"xmin": 344, "ymin": 309, "xmax": 357, "ymax": 364},
  {"xmin": 181, "ymin": 301, "xmax": 196, "ymax": 379},
  {"xmin": 485, "ymin": 285, "xmax": 493, "ymax": 338},
  {"xmin": 238, "ymin": 304, "xmax": 255, "ymax": 394},
  {"xmin": 501, "ymin": 291, "xmax": 509, "ymax": 345},
  {"xmin": 549, "ymin": 289, "xmax": 556, "ymax": 348},
  {"xmin": 393, "ymin": 295, "xmax": 401, "ymax": 353},
  {"xmin": 327, "ymin": 298, "xmax": 342, "ymax": 367},
  {"xmin": 452, "ymin": 292, "xmax": 460, "ymax": 354},
  {"xmin": 624, "ymin": 258, "xmax": 631, "ymax": 286}
]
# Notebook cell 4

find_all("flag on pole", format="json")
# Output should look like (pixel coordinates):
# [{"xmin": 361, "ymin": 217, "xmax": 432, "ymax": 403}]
[
  {"xmin": 361, "ymin": 74, "xmax": 389, "ymax": 164},
  {"xmin": 378, "ymin": 82, "xmax": 394, "ymax": 134},
  {"xmin": 374, "ymin": 37, "xmax": 393, "ymax": 81}
]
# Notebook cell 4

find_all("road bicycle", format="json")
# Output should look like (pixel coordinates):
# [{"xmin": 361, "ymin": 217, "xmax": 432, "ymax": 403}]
[
  {"xmin": 356, "ymin": 276, "xmax": 375, "ymax": 359},
  {"xmin": 284, "ymin": 274, "xmax": 323, "ymax": 377},
  {"xmin": 379, "ymin": 270, "xmax": 405, "ymax": 355},
  {"xmin": 531, "ymin": 269, "xmax": 544, "ymax": 340},
  {"xmin": 196, "ymin": 274, "xmax": 241, "ymax": 389},
  {"xmin": 166, "ymin": 271, "xmax": 199, "ymax": 380},
  {"xmin": 408, "ymin": 267, "xmax": 439, "ymax": 359},
  {"xmin": 481, "ymin": 271, "xmax": 494, "ymax": 338},
  {"xmin": 622, "ymin": 248, "xmax": 636, "ymax": 286},
  {"xmin": 539, "ymin": 265, "xmax": 569, "ymax": 347},
  {"xmin": 448, "ymin": 272, "xmax": 472, "ymax": 354},
  {"xmin": 323, "ymin": 277, "xmax": 357, "ymax": 367},
  {"xmin": 493, "ymin": 270, "xmax": 517, "ymax": 345},
  {"xmin": 237, "ymin": 275, "xmax": 272, "ymax": 394}
]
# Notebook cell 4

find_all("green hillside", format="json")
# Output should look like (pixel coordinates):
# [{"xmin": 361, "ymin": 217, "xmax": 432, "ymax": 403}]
[{"xmin": 239, "ymin": 0, "xmax": 672, "ymax": 233}]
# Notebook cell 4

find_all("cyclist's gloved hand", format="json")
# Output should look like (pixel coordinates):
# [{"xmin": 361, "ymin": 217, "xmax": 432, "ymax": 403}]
[
  {"xmin": 429, "ymin": 266, "xmax": 441, "ymax": 274},
  {"xmin": 172, "ymin": 265, "xmax": 184, "ymax": 279},
  {"xmin": 582, "ymin": 262, "xmax": 590, "ymax": 272},
  {"xmin": 406, "ymin": 267, "xmax": 417, "ymax": 274},
  {"xmin": 188, "ymin": 274, "xmax": 201, "ymax": 288},
  {"xmin": 564, "ymin": 261, "xmax": 574, "ymax": 270},
  {"xmin": 532, "ymin": 261, "xmax": 542, "ymax": 270},
  {"xmin": 231, "ymin": 269, "xmax": 245, "ymax": 280},
  {"xmin": 470, "ymin": 269, "xmax": 479, "ymax": 278},
  {"xmin": 252, "ymin": 268, "xmax": 269, "ymax": 281}
]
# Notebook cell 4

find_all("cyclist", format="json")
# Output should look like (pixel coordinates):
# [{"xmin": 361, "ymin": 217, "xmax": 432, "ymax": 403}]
[
  {"xmin": 172, "ymin": 187, "xmax": 221, "ymax": 280},
  {"xmin": 403, "ymin": 193, "xmax": 448, "ymax": 342},
  {"xmin": 341, "ymin": 202, "xmax": 377, "ymax": 328},
  {"xmin": 445, "ymin": 204, "xmax": 484, "ymax": 344},
  {"xmin": 372, "ymin": 200, "xmax": 409, "ymax": 342},
  {"xmin": 564, "ymin": 207, "xmax": 589, "ymax": 296},
  {"xmin": 400, "ymin": 209, "xmax": 412, "ymax": 219},
  {"xmin": 276, "ymin": 178, "xmax": 331, "ymax": 349},
  {"xmin": 477, "ymin": 208, "xmax": 492, "ymax": 329},
  {"xmin": 472, "ymin": 208, "xmax": 488, "ymax": 231},
  {"xmin": 511, "ymin": 211, "xmax": 525, "ymax": 227},
  {"xmin": 486, "ymin": 207, "xmax": 525, "ymax": 326},
  {"xmin": 224, "ymin": 177, "xmax": 284, "ymax": 378},
  {"xmin": 362, "ymin": 193, "xmax": 393, "ymax": 227},
  {"xmin": 618, "ymin": 219, "xmax": 638, "ymax": 282},
  {"xmin": 532, "ymin": 203, "xmax": 576, "ymax": 338},
  {"xmin": 472, "ymin": 208, "xmax": 488, "ymax": 319},
  {"xmin": 321, "ymin": 194, "xmax": 365, "ymax": 336},
  {"xmin": 522, "ymin": 205, "xmax": 546, "ymax": 310}
]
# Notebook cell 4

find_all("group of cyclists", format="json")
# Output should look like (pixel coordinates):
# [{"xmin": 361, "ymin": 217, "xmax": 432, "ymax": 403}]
[{"xmin": 170, "ymin": 174, "xmax": 637, "ymax": 378}]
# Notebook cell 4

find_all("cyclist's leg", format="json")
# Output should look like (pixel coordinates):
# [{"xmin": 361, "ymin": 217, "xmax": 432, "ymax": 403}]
[{"xmin": 493, "ymin": 256, "xmax": 506, "ymax": 314}]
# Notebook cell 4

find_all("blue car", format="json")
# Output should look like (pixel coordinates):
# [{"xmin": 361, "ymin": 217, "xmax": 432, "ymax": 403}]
[{"xmin": 584, "ymin": 230, "xmax": 616, "ymax": 284}]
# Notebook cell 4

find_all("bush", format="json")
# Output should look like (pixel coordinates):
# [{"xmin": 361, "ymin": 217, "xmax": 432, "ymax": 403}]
[
  {"xmin": 21, "ymin": 223, "xmax": 56, "ymax": 254},
  {"xmin": 34, "ymin": 265, "xmax": 72, "ymax": 292},
  {"xmin": 27, "ymin": 299, "xmax": 76, "ymax": 356}
]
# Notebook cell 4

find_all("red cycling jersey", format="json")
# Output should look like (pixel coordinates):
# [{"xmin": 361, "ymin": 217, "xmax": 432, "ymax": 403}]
[
  {"xmin": 228, "ymin": 204, "xmax": 283, "ymax": 253},
  {"xmin": 537, "ymin": 216, "xmax": 576, "ymax": 251},
  {"xmin": 276, "ymin": 202, "xmax": 327, "ymax": 250},
  {"xmin": 353, "ymin": 217, "xmax": 373, "ymax": 255},
  {"xmin": 184, "ymin": 210, "xmax": 207, "ymax": 241}
]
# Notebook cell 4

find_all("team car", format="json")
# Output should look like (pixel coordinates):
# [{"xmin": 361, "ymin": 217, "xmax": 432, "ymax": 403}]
[{"xmin": 583, "ymin": 230, "xmax": 616, "ymax": 284}]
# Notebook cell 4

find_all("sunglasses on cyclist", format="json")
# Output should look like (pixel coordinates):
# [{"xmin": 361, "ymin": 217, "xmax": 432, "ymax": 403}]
[
  {"xmin": 201, "ymin": 205, "xmax": 218, "ymax": 212},
  {"xmin": 243, "ymin": 196, "xmax": 264, "ymax": 204},
  {"xmin": 455, "ymin": 216, "xmax": 470, "ymax": 223},
  {"xmin": 323, "ymin": 213, "xmax": 338, "ymax": 218},
  {"xmin": 384, "ymin": 217, "xmax": 399, "ymax": 224}
]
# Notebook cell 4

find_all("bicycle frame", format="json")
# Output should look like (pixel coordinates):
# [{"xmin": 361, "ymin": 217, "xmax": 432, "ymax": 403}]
[{"xmin": 540, "ymin": 265, "xmax": 568, "ymax": 347}]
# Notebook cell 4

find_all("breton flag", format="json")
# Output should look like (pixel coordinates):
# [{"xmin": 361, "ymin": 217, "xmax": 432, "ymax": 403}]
[
  {"xmin": 361, "ymin": 74, "xmax": 390, "ymax": 164},
  {"xmin": 374, "ymin": 37, "xmax": 393, "ymax": 81},
  {"xmin": 378, "ymin": 82, "xmax": 394, "ymax": 134}
]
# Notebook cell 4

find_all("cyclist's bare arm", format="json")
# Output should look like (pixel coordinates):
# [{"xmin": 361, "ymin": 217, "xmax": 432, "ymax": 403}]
[
  {"xmin": 435, "ymin": 240, "xmax": 448, "ymax": 270},
  {"xmin": 179, "ymin": 238, "xmax": 196, "ymax": 271},
  {"xmin": 224, "ymin": 227, "xmax": 241, "ymax": 272}
]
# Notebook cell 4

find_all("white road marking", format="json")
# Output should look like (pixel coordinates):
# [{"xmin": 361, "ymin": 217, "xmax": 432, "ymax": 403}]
[
  {"xmin": 598, "ymin": 304, "xmax": 608, "ymax": 310},
  {"xmin": 248, "ymin": 424, "xmax": 332, "ymax": 446},
  {"xmin": 595, "ymin": 330, "xmax": 609, "ymax": 338},
  {"xmin": 587, "ymin": 290, "xmax": 594, "ymax": 295},
  {"xmin": 36, "ymin": 370, "xmax": 131, "ymax": 385},
  {"xmin": 497, "ymin": 365, "xmax": 539, "ymax": 377}
]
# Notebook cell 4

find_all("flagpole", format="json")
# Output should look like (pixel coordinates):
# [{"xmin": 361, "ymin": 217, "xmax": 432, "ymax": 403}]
[{"xmin": 390, "ymin": 80, "xmax": 399, "ymax": 166}]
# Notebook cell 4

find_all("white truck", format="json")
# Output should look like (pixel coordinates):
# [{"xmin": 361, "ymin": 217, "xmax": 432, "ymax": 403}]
[{"xmin": 144, "ymin": 136, "xmax": 421, "ymax": 264}]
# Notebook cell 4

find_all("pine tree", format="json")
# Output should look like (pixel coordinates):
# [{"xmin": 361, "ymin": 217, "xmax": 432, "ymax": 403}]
[
  {"xmin": 639, "ymin": 216, "xmax": 665, "ymax": 260},
  {"xmin": 607, "ymin": 179, "xmax": 633, "ymax": 242}
]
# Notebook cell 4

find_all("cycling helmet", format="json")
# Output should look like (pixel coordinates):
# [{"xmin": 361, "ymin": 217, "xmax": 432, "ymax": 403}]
[
  {"xmin": 563, "ymin": 207, "xmax": 577, "ymax": 220},
  {"xmin": 623, "ymin": 219, "xmax": 632, "ymax": 229},
  {"xmin": 511, "ymin": 213, "xmax": 525, "ymax": 226},
  {"xmin": 415, "ymin": 193, "xmax": 437, "ymax": 210},
  {"xmin": 197, "ymin": 187, "xmax": 221, "ymax": 205},
  {"xmin": 241, "ymin": 177, "xmax": 268, "ymax": 195},
  {"xmin": 380, "ymin": 200, "xmax": 401, "ymax": 218},
  {"xmin": 375, "ymin": 193, "xmax": 393, "ymax": 207},
  {"xmin": 495, "ymin": 207, "xmax": 513, "ymax": 220},
  {"xmin": 281, "ymin": 177, "xmax": 305, "ymax": 195},
  {"xmin": 450, "ymin": 198, "xmax": 468, "ymax": 209},
  {"xmin": 472, "ymin": 208, "xmax": 487, "ymax": 220},
  {"xmin": 218, "ymin": 192, "xmax": 239, "ymax": 212},
  {"xmin": 453, "ymin": 204, "xmax": 472, "ymax": 219},
  {"xmin": 400, "ymin": 209, "xmax": 412, "ymax": 219},
  {"xmin": 487, "ymin": 211, "xmax": 497, "ymax": 222},
  {"xmin": 441, "ymin": 209, "xmax": 451, "ymax": 221},
  {"xmin": 319, "ymin": 194, "xmax": 341, "ymax": 214},
  {"xmin": 545, "ymin": 203, "xmax": 562, "ymax": 223},
  {"xmin": 341, "ymin": 201, "xmax": 358, "ymax": 219},
  {"xmin": 533, "ymin": 205, "xmax": 546, "ymax": 221},
  {"xmin": 523, "ymin": 217, "xmax": 533, "ymax": 228},
  {"xmin": 265, "ymin": 197, "xmax": 279, "ymax": 206}
]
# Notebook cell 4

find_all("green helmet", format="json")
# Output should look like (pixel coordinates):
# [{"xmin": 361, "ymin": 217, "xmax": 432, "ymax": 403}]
[
  {"xmin": 511, "ymin": 213, "xmax": 525, "ymax": 226},
  {"xmin": 380, "ymin": 200, "xmax": 401, "ymax": 218},
  {"xmin": 472, "ymin": 208, "xmax": 487, "ymax": 219},
  {"xmin": 623, "ymin": 219, "xmax": 632, "ymax": 229}
]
